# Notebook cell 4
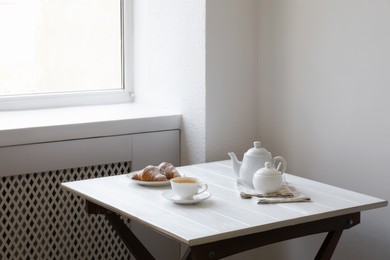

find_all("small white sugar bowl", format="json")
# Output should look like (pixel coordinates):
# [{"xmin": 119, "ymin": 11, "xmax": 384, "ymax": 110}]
[{"xmin": 253, "ymin": 162, "xmax": 283, "ymax": 194}]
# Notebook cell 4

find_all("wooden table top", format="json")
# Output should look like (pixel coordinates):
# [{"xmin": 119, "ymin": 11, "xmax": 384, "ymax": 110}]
[{"xmin": 61, "ymin": 160, "xmax": 387, "ymax": 246}]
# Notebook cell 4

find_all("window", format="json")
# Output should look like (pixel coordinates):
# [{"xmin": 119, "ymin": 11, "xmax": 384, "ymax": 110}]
[{"xmin": 0, "ymin": 0, "xmax": 132, "ymax": 110}]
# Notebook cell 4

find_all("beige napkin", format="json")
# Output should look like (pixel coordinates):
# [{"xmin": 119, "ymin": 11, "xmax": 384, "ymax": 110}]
[{"xmin": 236, "ymin": 179, "xmax": 311, "ymax": 204}]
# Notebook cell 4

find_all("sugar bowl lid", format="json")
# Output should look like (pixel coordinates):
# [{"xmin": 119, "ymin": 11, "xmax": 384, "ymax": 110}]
[{"xmin": 255, "ymin": 162, "xmax": 280, "ymax": 176}]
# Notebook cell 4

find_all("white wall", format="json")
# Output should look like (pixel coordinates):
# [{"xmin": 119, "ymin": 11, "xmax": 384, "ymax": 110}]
[
  {"xmin": 133, "ymin": 0, "xmax": 206, "ymax": 165},
  {"xmin": 133, "ymin": 0, "xmax": 261, "ymax": 165},
  {"xmin": 206, "ymin": 0, "xmax": 259, "ymax": 162},
  {"xmin": 258, "ymin": 1, "xmax": 390, "ymax": 259}
]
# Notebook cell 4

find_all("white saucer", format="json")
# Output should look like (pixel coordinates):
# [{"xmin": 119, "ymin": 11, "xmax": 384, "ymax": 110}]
[{"xmin": 162, "ymin": 190, "xmax": 211, "ymax": 205}]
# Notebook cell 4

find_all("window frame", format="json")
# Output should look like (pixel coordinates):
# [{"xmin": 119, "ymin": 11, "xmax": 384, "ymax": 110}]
[{"xmin": 0, "ymin": 0, "xmax": 133, "ymax": 111}]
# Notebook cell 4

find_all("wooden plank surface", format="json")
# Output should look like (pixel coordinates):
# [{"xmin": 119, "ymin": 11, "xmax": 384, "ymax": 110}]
[{"xmin": 61, "ymin": 160, "xmax": 387, "ymax": 246}]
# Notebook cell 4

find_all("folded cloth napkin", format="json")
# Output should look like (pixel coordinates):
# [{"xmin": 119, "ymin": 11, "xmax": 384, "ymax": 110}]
[{"xmin": 236, "ymin": 179, "xmax": 311, "ymax": 204}]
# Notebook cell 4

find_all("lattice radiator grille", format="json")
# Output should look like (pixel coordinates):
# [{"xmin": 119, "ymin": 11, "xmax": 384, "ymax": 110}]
[{"xmin": 1, "ymin": 162, "xmax": 132, "ymax": 259}]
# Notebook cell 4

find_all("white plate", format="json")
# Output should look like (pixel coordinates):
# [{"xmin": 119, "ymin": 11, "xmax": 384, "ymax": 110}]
[
  {"xmin": 162, "ymin": 190, "xmax": 211, "ymax": 205},
  {"xmin": 131, "ymin": 179, "xmax": 171, "ymax": 187},
  {"xmin": 128, "ymin": 174, "xmax": 171, "ymax": 187}
]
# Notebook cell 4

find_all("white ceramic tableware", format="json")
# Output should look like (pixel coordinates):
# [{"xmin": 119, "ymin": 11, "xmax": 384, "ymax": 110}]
[
  {"xmin": 162, "ymin": 190, "xmax": 211, "ymax": 205},
  {"xmin": 253, "ymin": 162, "xmax": 283, "ymax": 194},
  {"xmin": 170, "ymin": 177, "xmax": 208, "ymax": 200},
  {"xmin": 228, "ymin": 141, "xmax": 286, "ymax": 187},
  {"xmin": 131, "ymin": 179, "xmax": 171, "ymax": 187}
]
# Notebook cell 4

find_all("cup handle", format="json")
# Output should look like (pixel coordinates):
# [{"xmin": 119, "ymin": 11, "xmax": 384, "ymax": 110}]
[
  {"xmin": 197, "ymin": 183, "xmax": 208, "ymax": 195},
  {"xmin": 273, "ymin": 156, "xmax": 287, "ymax": 174}
]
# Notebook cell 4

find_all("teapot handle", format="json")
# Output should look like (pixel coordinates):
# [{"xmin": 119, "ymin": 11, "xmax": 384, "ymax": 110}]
[{"xmin": 273, "ymin": 156, "xmax": 287, "ymax": 174}]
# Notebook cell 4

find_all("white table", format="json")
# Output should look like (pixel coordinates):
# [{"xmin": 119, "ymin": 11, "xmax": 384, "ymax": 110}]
[{"xmin": 61, "ymin": 161, "xmax": 387, "ymax": 260}]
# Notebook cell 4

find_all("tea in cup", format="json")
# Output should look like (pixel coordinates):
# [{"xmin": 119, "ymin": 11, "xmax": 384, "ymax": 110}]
[{"xmin": 170, "ymin": 177, "xmax": 208, "ymax": 200}]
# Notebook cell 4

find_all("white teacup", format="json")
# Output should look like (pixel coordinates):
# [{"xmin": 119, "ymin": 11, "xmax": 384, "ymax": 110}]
[{"xmin": 170, "ymin": 177, "xmax": 208, "ymax": 200}]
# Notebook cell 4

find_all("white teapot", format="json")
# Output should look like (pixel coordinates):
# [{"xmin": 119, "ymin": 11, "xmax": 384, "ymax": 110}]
[
  {"xmin": 228, "ymin": 141, "xmax": 286, "ymax": 187},
  {"xmin": 253, "ymin": 162, "xmax": 283, "ymax": 194}
]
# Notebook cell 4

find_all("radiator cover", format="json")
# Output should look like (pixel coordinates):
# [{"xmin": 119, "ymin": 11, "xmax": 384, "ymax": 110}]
[{"xmin": 1, "ymin": 162, "xmax": 132, "ymax": 259}]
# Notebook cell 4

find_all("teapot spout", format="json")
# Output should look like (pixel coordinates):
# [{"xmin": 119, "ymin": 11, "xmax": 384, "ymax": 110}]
[{"xmin": 228, "ymin": 152, "xmax": 241, "ymax": 178}]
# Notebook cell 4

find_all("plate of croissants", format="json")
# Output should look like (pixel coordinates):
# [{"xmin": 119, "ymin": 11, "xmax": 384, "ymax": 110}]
[{"xmin": 129, "ymin": 162, "xmax": 181, "ymax": 186}]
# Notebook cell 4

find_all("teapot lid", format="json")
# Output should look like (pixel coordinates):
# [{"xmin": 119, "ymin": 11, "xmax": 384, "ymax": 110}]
[{"xmin": 246, "ymin": 141, "xmax": 269, "ymax": 156}]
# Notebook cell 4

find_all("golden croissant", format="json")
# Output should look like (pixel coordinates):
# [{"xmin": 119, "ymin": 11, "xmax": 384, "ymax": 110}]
[{"xmin": 158, "ymin": 162, "xmax": 181, "ymax": 179}]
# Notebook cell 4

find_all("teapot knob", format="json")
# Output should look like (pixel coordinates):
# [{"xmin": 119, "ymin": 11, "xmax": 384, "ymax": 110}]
[{"xmin": 254, "ymin": 141, "xmax": 261, "ymax": 148}]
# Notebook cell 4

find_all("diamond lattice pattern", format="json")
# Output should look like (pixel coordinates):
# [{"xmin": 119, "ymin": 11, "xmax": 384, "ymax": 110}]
[{"xmin": 0, "ymin": 162, "xmax": 132, "ymax": 259}]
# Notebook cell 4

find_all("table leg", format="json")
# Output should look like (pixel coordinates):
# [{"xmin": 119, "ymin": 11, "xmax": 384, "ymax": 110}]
[
  {"xmin": 182, "ymin": 213, "xmax": 360, "ymax": 260},
  {"xmin": 85, "ymin": 200, "xmax": 155, "ymax": 260},
  {"xmin": 314, "ymin": 229, "xmax": 343, "ymax": 260},
  {"xmin": 181, "ymin": 247, "xmax": 192, "ymax": 260}
]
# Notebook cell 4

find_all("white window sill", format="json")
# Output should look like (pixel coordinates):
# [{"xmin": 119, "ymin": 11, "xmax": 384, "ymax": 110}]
[{"xmin": 0, "ymin": 103, "xmax": 181, "ymax": 147}]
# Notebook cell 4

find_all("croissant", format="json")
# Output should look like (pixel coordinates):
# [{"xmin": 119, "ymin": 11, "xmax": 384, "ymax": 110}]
[
  {"xmin": 158, "ymin": 162, "xmax": 181, "ymax": 179},
  {"xmin": 132, "ymin": 165, "xmax": 167, "ymax": 181}
]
